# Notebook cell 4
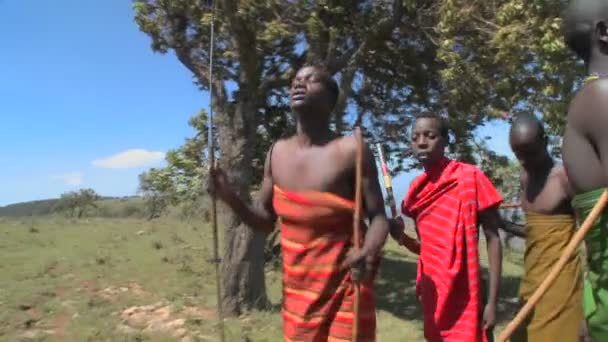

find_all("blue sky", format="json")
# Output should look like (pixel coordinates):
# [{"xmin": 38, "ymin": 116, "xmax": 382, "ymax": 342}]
[{"xmin": 0, "ymin": 1, "xmax": 513, "ymax": 207}]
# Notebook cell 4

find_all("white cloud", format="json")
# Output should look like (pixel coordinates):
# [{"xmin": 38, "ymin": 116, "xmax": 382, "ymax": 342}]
[
  {"xmin": 53, "ymin": 172, "xmax": 83, "ymax": 186},
  {"xmin": 92, "ymin": 149, "xmax": 165, "ymax": 169}
]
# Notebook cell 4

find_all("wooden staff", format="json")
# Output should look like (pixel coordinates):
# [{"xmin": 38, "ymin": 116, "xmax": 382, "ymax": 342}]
[
  {"xmin": 500, "ymin": 202, "xmax": 521, "ymax": 209},
  {"xmin": 205, "ymin": 1, "xmax": 225, "ymax": 341},
  {"xmin": 498, "ymin": 189, "xmax": 608, "ymax": 342},
  {"xmin": 352, "ymin": 127, "xmax": 364, "ymax": 342}
]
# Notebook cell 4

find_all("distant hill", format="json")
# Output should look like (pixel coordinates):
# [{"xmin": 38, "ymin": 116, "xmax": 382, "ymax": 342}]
[
  {"xmin": 0, "ymin": 196, "xmax": 141, "ymax": 217},
  {"xmin": 0, "ymin": 199, "xmax": 60, "ymax": 217}
]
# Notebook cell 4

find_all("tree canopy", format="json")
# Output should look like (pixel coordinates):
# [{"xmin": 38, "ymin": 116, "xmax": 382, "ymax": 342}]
[{"xmin": 135, "ymin": 0, "xmax": 583, "ymax": 174}]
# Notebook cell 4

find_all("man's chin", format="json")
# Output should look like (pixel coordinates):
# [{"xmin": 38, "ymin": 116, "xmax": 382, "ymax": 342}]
[
  {"xmin": 416, "ymin": 154, "xmax": 429, "ymax": 162},
  {"xmin": 419, "ymin": 156, "xmax": 443, "ymax": 167},
  {"xmin": 290, "ymin": 101, "xmax": 309, "ymax": 111}
]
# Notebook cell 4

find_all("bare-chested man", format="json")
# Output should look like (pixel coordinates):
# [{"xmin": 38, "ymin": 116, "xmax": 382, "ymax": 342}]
[
  {"xmin": 507, "ymin": 114, "xmax": 584, "ymax": 342},
  {"xmin": 562, "ymin": 1, "xmax": 608, "ymax": 340},
  {"xmin": 208, "ymin": 65, "xmax": 389, "ymax": 341}
]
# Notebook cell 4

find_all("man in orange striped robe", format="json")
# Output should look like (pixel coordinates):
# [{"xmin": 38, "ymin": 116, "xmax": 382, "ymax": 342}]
[{"xmin": 209, "ymin": 64, "xmax": 390, "ymax": 341}]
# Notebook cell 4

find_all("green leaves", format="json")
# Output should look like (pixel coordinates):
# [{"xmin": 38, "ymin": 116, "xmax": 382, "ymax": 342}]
[
  {"xmin": 434, "ymin": 0, "xmax": 584, "ymax": 161},
  {"xmin": 133, "ymin": 0, "xmax": 583, "ymax": 181},
  {"xmin": 136, "ymin": 108, "xmax": 216, "ymax": 218},
  {"xmin": 55, "ymin": 189, "xmax": 100, "ymax": 218}
]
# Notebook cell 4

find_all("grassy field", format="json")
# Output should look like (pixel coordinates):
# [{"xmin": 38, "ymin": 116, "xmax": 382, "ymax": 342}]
[{"xmin": 0, "ymin": 217, "xmax": 524, "ymax": 341}]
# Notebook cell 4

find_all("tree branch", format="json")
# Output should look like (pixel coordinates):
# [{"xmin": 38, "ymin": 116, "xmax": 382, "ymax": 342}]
[
  {"xmin": 472, "ymin": 14, "xmax": 500, "ymax": 30},
  {"xmin": 221, "ymin": 0, "xmax": 261, "ymax": 85},
  {"xmin": 258, "ymin": 67, "xmax": 295, "ymax": 94},
  {"xmin": 173, "ymin": 47, "xmax": 228, "ymax": 109},
  {"xmin": 258, "ymin": 52, "xmax": 307, "ymax": 95},
  {"xmin": 333, "ymin": 66, "xmax": 357, "ymax": 130},
  {"xmin": 162, "ymin": 1, "xmax": 228, "ymax": 108},
  {"xmin": 330, "ymin": 0, "xmax": 404, "ymax": 73}
]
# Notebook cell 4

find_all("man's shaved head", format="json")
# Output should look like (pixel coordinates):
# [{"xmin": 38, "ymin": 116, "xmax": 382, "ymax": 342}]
[
  {"xmin": 563, "ymin": 0, "xmax": 608, "ymax": 63},
  {"xmin": 509, "ymin": 113, "xmax": 546, "ymax": 142},
  {"xmin": 509, "ymin": 114, "xmax": 549, "ymax": 170}
]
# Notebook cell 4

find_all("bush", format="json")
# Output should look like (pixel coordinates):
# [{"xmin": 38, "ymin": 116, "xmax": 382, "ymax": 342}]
[{"xmin": 121, "ymin": 204, "xmax": 143, "ymax": 218}]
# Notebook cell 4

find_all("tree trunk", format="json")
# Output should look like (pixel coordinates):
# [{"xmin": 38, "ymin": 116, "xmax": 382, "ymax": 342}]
[{"xmin": 217, "ymin": 94, "xmax": 269, "ymax": 316}]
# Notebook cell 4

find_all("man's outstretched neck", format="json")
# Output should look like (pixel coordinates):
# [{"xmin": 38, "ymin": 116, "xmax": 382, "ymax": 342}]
[{"xmin": 295, "ymin": 115, "xmax": 333, "ymax": 146}]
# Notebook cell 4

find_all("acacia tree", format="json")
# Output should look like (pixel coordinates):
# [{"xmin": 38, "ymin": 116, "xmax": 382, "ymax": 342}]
[
  {"xmin": 55, "ymin": 188, "xmax": 100, "ymax": 218},
  {"xmin": 138, "ymin": 168, "xmax": 173, "ymax": 220},
  {"xmin": 134, "ymin": 0, "xmax": 582, "ymax": 315}
]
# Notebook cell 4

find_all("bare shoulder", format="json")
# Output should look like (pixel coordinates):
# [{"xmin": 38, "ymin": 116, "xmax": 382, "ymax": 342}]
[
  {"xmin": 586, "ymin": 78, "xmax": 608, "ymax": 117},
  {"xmin": 585, "ymin": 77, "xmax": 608, "ymax": 98},
  {"xmin": 333, "ymin": 134, "xmax": 358, "ymax": 156},
  {"xmin": 272, "ymin": 135, "xmax": 294, "ymax": 153},
  {"xmin": 275, "ymin": 135, "xmax": 294, "ymax": 147},
  {"xmin": 336, "ymin": 133, "xmax": 356, "ymax": 147},
  {"xmin": 569, "ymin": 78, "xmax": 608, "ymax": 125},
  {"xmin": 338, "ymin": 133, "xmax": 375, "ymax": 158},
  {"xmin": 265, "ymin": 137, "xmax": 295, "ymax": 169}
]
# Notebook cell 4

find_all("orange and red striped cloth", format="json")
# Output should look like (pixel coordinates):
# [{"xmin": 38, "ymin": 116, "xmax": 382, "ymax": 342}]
[
  {"xmin": 402, "ymin": 158, "xmax": 503, "ymax": 342},
  {"xmin": 273, "ymin": 185, "xmax": 377, "ymax": 342}
]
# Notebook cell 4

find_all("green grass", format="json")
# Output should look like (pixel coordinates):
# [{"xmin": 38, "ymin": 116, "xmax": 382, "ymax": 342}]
[{"xmin": 0, "ymin": 217, "xmax": 524, "ymax": 341}]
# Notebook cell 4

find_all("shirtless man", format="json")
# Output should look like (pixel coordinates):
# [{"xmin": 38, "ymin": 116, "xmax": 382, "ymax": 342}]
[
  {"xmin": 562, "ymin": 1, "xmax": 608, "ymax": 340},
  {"xmin": 208, "ymin": 65, "xmax": 389, "ymax": 341},
  {"xmin": 508, "ymin": 114, "xmax": 584, "ymax": 342}
]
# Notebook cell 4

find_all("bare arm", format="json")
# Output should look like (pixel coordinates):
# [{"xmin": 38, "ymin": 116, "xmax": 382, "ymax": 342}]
[
  {"xmin": 361, "ymin": 143, "xmax": 390, "ymax": 256},
  {"xmin": 212, "ymin": 149, "xmax": 277, "ymax": 234},
  {"xmin": 587, "ymin": 80, "xmax": 608, "ymax": 181},
  {"xmin": 479, "ymin": 207, "xmax": 503, "ymax": 308},
  {"xmin": 501, "ymin": 220, "xmax": 526, "ymax": 238}
]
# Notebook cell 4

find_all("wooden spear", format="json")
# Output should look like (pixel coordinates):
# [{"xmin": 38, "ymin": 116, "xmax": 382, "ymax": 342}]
[
  {"xmin": 352, "ymin": 127, "xmax": 364, "ymax": 342},
  {"xmin": 205, "ymin": 1, "xmax": 225, "ymax": 341},
  {"xmin": 497, "ymin": 189, "xmax": 608, "ymax": 342}
]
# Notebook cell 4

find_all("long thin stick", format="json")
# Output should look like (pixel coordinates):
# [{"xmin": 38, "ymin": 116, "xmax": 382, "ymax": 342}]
[
  {"xmin": 352, "ymin": 127, "xmax": 364, "ymax": 342},
  {"xmin": 499, "ymin": 203, "xmax": 521, "ymax": 209},
  {"xmin": 206, "ymin": 1, "xmax": 225, "ymax": 341},
  {"xmin": 498, "ymin": 189, "xmax": 608, "ymax": 342}
]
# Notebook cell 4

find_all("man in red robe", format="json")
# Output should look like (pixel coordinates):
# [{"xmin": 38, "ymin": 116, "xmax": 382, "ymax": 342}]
[{"xmin": 390, "ymin": 112, "xmax": 504, "ymax": 342}]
